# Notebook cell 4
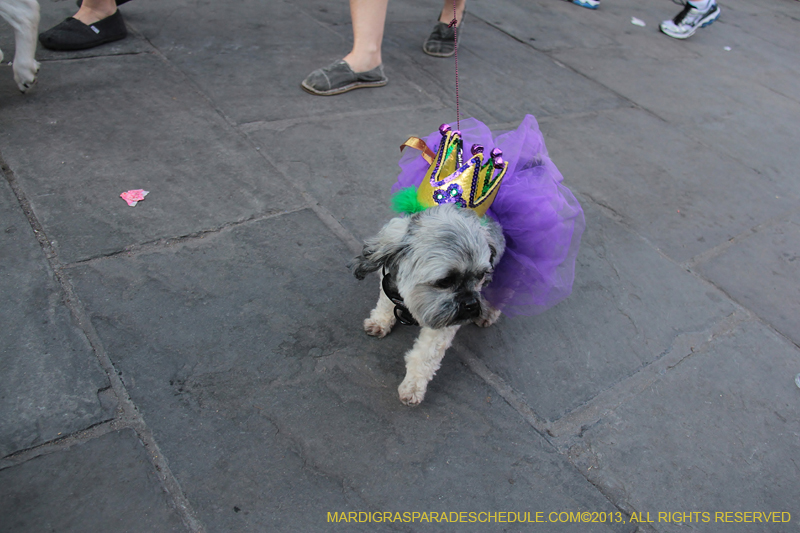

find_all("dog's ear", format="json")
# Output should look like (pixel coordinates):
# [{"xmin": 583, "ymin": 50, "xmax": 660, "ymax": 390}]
[
  {"xmin": 348, "ymin": 217, "xmax": 410, "ymax": 280},
  {"xmin": 483, "ymin": 218, "xmax": 506, "ymax": 268}
]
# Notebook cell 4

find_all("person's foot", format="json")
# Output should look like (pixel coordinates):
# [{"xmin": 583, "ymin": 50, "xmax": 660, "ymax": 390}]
[
  {"xmin": 573, "ymin": 0, "xmax": 600, "ymax": 9},
  {"xmin": 424, "ymin": 4, "xmax": 465, "ymax": 58},
  {"xmin": 39, "ymin": 10, "xmax": 127, "ymax": 51},
  {"xmin": 660, "ymin": 1, "xmax": 720, "ymax": 39},
  {"xmin": 301, "ymin": 60, "xmax": 388, "ymax": 96},
  {"xmin": 423, "ymin": 22, "xmax": 459, "ymax": 57}
]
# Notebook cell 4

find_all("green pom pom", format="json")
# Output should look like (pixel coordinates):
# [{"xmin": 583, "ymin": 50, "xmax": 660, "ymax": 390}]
[{"xmin": 391, "ymin": 187, "xmax": 427, "ymax": 215}]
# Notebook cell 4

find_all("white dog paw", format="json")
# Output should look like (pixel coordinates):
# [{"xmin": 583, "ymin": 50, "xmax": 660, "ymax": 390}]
[
  {"xmin": 14, "ymin": 60, "xmax": 40, "ymax": 93},
  {"xmin": 364, "ymin": 317, "xmax": 393, "ymax": 338},
  {"xmin": 474, "ymin": 306, "xmax": 502, "ymax": 328},
  {"xmin": 398, "ymin": 378, "xmax": 427, "ymax": 406}
]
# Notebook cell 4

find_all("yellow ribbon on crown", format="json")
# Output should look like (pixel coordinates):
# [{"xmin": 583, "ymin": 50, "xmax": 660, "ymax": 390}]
[{"xmin": 400, "ymin": 124, "xmax": 508, "ymax": 218}]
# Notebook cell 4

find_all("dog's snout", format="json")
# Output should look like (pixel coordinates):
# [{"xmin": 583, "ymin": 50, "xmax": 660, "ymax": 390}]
[
  {"xmin": 456, "ymin": 295, "xmax": 482, "ymax": 320},
  {"xmin": 463, "ymin": 297, "xmax": 480, "ymax": 312}
]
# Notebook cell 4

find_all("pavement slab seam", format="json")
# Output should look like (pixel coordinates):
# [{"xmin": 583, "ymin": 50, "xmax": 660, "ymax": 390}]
[
  {"xmin": 457, "ymin": 343, "xmax": 646, "ymax": 532},
  {"xmin": 239, "ymin": 102, "xmax": 444, "ymax": 135},
  {"xmin": 677, "ymin": 208, "xmax": 800, "ymax": 351},
  {"xmin": 0, "ymin": 428, "xmax": 191, "ymax": 532},
  {"xmin": 454, "ymin": 308, "xmax": 764, "ymax": 523},
  {"xmin": 571, "ymin": 189, "xmax": 800, "ymax": 355},
  {"xmin": 691, "ymin": 288, "xmax": 800, "ymax": 354},
  {"xmin": 682, "ymin": 206, "xmax": 800, "ymax": 270},
  {"xmin": 546, "ymin": 311, "xmax": 751, "ymax": 444},
  {"xmin": 35, "ymin": 49, "xmax": 149, "ymax": 64},
  {"xmin": 1, "ymin": 148, "xmax": 207, "ymax": 533},
  {"xmin": 761, "ymin": 82, "xmax": 800, "ymax": 108},
  {"xmin": 235, "ymin": 130, "xmax": 365, "ymax": 254},
  {"xmin": 1, "ymin": 152, "xmax": 56, "ymax": 261},
  {"xmin": 470, "ymin": 11, "xmax": 668, "ymax": 127},
  {"xmin": 59, "ymin": 271, "xmax": 205, "ymax": 533},
  {"xmin": 61, "ymin": 205, "xmax": 310, "ymax": 269},
  {"xmin": 456, "ymin": 343, "xmax": 551, "ymax": 436},
  {"xmin": 580, "ymin": 190, "xmax": 627, "ymax": 225},
  {"xmin": 0, "ymin": 418, "xmax": 121, "ymax": 471}
]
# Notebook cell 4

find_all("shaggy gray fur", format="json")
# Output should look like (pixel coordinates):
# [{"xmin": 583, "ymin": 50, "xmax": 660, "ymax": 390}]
[{"xmin": 349, "ymin": 204, "xmax": 506, "ymax": 329}]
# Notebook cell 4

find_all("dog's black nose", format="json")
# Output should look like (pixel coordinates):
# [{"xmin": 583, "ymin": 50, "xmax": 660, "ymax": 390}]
[{"xmin": 458, "ymin": 296, "xmax": 481, "ymax": 319}]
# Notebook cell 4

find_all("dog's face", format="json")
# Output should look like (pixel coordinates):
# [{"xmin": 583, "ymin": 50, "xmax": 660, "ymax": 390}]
[{"xmin": 350, "ymin": 204, "xmax": 506, "ymax": 329}]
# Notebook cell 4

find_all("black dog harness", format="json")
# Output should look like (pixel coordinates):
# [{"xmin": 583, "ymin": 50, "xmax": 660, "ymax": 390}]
[{"xmin": 381, "ymin": 268, "xmax": 418, "ymax": 326}]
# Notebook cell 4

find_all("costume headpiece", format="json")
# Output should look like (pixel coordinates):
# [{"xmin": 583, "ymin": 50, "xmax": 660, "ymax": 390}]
[{"xmin": 395, "ymin": 124, "xmax": 508, "ymax": 218}]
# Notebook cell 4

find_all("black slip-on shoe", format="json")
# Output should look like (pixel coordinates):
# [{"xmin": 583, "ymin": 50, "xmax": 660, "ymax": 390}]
[
  {"xmin": 423, "ymin": 21, "xmax": 462, "ymax": 58},
  {"xmin": 39, "ymin": 10, "xmax": 127, "ymax": 51},
  {"xmin": 301, "ymin": 60, "xmax": 387, "ymax": 96}
]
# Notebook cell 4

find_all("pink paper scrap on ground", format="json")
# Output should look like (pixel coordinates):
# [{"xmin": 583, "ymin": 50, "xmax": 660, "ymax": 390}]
[{"xmin": 120, "ymin": 189, "xmax": 149, "ymax": 206}]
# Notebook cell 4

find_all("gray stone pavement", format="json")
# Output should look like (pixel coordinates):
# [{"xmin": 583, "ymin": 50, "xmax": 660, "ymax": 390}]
[{"xmin": 1, "ymin": 0, "xmax": 798, "ymax": 531}]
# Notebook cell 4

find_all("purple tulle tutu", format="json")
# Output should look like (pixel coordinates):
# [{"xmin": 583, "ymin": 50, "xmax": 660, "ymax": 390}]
[{"xmin": 392, "ymin": 115, "xmax": 585, "ymax": 317}]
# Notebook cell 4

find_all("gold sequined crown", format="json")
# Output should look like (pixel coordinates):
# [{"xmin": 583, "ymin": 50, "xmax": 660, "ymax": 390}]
[{"xmin": 401, "ymin": 124, "xmax": 508, "ymax": 218}]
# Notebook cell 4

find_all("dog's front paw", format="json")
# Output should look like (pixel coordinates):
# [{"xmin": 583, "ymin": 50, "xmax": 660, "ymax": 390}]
[
  {"xmin": 364, "ymin": 303, "xmax": 396, "ymax": 338},
  {"xmin": 14, "ymin": 60, "xmax": 40, "ymax": 93},
  {"xmin": 364, "ymin": 317, "xmax": 393, "ymax": 338},
  {"xmin": 398, "ymin": 377, "xmax": 427, "ymax": 406},
  {"xmin": 474, "ymin": 306, "xmax": 502, "ymax": 328}
]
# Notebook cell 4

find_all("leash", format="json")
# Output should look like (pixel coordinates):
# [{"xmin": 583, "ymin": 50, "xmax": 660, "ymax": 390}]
[{"xmin": 448, "ymin": 0, "xmax": 461, "ymax": 130}]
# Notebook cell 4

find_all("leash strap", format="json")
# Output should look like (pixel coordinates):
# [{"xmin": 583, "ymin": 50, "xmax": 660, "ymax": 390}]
[{"xmin": 448, "ymin": 0, "xmax": 460, "ymax": 130}]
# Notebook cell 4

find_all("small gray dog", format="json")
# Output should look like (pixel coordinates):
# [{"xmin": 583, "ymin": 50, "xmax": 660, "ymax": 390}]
[{"xmin": 349, "ymin": 203, "xmax": 505, "ymax": 405}]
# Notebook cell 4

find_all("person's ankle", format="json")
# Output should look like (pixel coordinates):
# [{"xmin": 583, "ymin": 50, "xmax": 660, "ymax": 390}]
[
  {"xmin": 438, "ymin": 6, "xmax": 464, "ymax": 25},
  {"xmin": 342, "ymin": 53, "xmax": 381, "ymax": 74},
  {"xmin": 73, "ymin": 5, "xmax": 117, "ymax": 25}
]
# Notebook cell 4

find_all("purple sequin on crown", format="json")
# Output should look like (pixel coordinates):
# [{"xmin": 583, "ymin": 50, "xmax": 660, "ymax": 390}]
[{"xmin": 433, "ymin": 183, "xmax": 466, "ymax": 208}]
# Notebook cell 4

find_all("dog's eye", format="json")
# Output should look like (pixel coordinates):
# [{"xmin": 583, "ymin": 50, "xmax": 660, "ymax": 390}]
[{"xmin": 433, "ymin": 273, "xmax": 460, "ymax": 289}]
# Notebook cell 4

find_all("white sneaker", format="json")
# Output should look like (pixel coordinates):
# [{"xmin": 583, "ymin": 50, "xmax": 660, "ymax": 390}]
[{"xmin": 660, "ymin": 2, "xmax": 721, "ymax": 39}]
